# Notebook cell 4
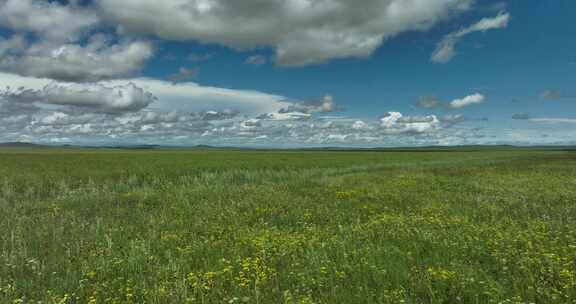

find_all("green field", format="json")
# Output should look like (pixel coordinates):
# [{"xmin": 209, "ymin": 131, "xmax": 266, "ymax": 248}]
[{"xmin": 1, "ymin": 149, "xmax": 576, "ymax": 303}]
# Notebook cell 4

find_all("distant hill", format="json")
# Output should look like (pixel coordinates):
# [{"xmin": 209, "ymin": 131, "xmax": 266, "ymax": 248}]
[
  {"xmin": 304, "ymin": 145, "xmax": 576, "ymax": 152},
  {"xmin": 0, "ymin": 142, "xmax": 575, "ymax": 152},
  {"xmin": 0, "ymin": 142, "xmax": 52, "ymax": 149},
  {"xmin": 99, "ymin": 144, "xmax": 161, "ymax": 150}
]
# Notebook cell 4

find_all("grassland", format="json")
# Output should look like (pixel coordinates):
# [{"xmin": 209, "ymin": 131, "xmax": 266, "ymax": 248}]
[{"xmin": 1, "ymin": 148, "xmax": 575, "ymax": 303}]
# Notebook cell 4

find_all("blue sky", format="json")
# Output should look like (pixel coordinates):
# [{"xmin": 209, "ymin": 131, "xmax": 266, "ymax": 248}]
[{"xmin": 0, "ymin": 0, "xmax": 575, "ymax": 147}]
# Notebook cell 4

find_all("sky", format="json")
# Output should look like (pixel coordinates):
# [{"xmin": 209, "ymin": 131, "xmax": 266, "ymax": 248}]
[{"xmin": 0, "ymin": 0, "xmax": 575, "ymax": 147}]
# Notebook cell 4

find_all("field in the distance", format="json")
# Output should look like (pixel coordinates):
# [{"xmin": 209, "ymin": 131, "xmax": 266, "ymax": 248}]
[{"xmin": 1, "ymin": 148, "xmax": 575, "ymax": 303}]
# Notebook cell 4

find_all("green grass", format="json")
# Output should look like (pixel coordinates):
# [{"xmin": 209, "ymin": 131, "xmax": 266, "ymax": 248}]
[{"xmin": 1, "ymin": 149, "xmax": 575, "ymax": 303}]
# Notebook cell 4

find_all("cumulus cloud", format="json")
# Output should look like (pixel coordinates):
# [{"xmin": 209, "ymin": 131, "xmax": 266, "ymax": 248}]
[
  {"xmin": 2, "ymin": 90, "xmax": 566, "ymax": 147},
  {"xmin": 97, "ymin": 0, "xmax": 473, "ymax": 66},
  {"xmin": 0, "ymin": 72, "xmax": 293, "ymax": 117},
  {"xmin": 380, "ymin": 112, "xmax": 440, "ymax": 134},
  {"xmin": 441, "ymin": 114, "xmax": 465, "ymax": 125},
  {"xmin": 352, "ymin": 120, "xmax": 369, "ymax": 130},
  {"xmin": 432, "ymin": 12, "xmax": 510, "ymax": 63},
  {"xmin": 0, "ymin": 0, "xmax": 154, "ymax": 82},
  {"xmin": 0, "ymin": 0, "xmax": 99, "ymax": 42},
  {"xmin": 448, "ymin": 93, "xmax": 485, "ymax": 109},
  {"xmin": 0, "ymin": 36, "xmax": 153, "ymax": 82},
  {"xmin": 257, "ymin": 112, "xmax": 312, "ymax": 121},
  {"xmin": 254, "ymin": 95, "xmax": 339, "ymax": 122},
  {"xmin": 280, "ymin": 95, "xmax": 338, "ymax": 114},
  {"xmin": 240, "ymin": 118, "xmax": 262, "ymax": 130},
  {"xmin": 0, "ymin": 98, "xmax": 39, "ymax": 123},
  {"xmin": 119, "ymin": 78, "xmax": 291, "ymax": 115},
  {"xmin": 5, "ymin": 1, "xmax": 564, "ymax": 147},
  {"xmin": 1, "ymin": 82, "xmax": 156, "ymax": 113},
  {"xmin": 199, "ymin": 109, "xmax": 239, "ymax": 121}
]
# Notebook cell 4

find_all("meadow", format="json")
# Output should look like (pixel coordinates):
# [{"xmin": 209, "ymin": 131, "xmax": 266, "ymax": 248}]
[{"xmin": 1, "ymin": 148, "xmax": 575, "ymax": 303}]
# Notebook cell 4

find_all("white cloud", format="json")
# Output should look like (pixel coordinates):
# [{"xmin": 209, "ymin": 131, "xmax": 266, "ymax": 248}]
[
  {"xmin": 352, "ymin": 120, "xmax": 368, "ymax": 130},
  {"xmin": 115, "ymin": 77, "xmax": 291, "ymax": 115},
  {"xmin": 0, "ymin": 37, "xmax": 153, "ymax": 82},
  {"xmin": 2, "ymin": 95, "xmax": 572, "ymax": 147},
  {"xmin": 1, "ymin": 81, "xmax": 156, "ymax": 113},
  {"xmin": 280, "ymin": 95, "xmax": 338, "ymax": 114},
  {"xmin": 0, "ymin": 72, "xmax": 292, "ymax": 116},
  {"xmin": 318, "ymin": 95, "xmax": 337, "ymax": 113},
  {"xmin": 199, "ymin": 109, "xmax": 239, "ymax": 121},
  {"xmin": 380, "ymin": 112, "xmax": 440, "ymax": 133},
  {"xmin": 0, "ymin": 0, "xmax": 153, "ymax": 82},
  {"xmin": 258, "ymin": 112, "xmax": 312, "ymax": 121},
  {"xmin": 448, "ymin": 93, "xmax": 485, "ymax": 109},
  {"xmin": 97, "ymin": 0, "xmax": 473, "ymax": 66},
  {"xmin": 0, "ymin": 0, "xmax": 99, "ymax": 42},
  {"xmin": 441, "ymin": 114, "xmax": 465, "ymax": 125},
  {"xmin": 240, "ymin": 118, "xmax": 262, "ymax": 129},
  {"xmin": 431, "ymin": 12, "xmax": 510, "ymax": 63},
  {"xmin": 0, "ymin": 72, "xmax": 51, "ymax": 89}
]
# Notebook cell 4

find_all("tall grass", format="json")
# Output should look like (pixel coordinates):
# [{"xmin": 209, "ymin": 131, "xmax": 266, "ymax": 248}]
[{"xmin": 1, "ymin": 149, "xmax": 575, "ymax": 303}]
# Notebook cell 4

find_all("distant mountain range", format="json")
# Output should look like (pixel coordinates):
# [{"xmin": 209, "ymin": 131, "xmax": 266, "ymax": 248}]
[
  {"xmin": 1, "ymin": 142, "xmax": 575, "ymax": 152},
  {"xmin": 0, "ymin": 142, "xmax": 54, "ymax": 149}
]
